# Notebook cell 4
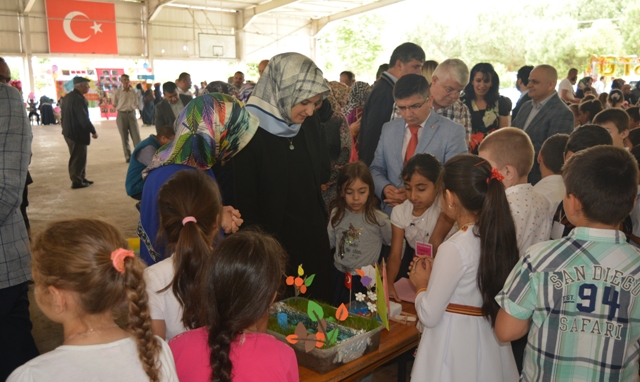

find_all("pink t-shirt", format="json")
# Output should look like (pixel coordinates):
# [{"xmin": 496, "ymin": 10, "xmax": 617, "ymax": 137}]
[{"xmin": 169, "ymin": 327, "xmax": 299, "ymax": 382}]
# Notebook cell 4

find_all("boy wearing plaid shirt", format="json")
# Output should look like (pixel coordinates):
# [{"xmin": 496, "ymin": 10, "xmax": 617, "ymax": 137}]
[{"xmin": 495, "ymin": 145, "xmax": 640, "ymax": 381}]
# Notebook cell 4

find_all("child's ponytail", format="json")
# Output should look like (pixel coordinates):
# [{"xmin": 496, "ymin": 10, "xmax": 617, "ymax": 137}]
[
  {"xmin": 477, "ymin": 171, "xmax": 519, "ymax": 327},
  {"xmin": 440, "ymin": 155, "xmax": 519, "ymax": 327},
  {"xmin": 32, "ymin": 219, "xmax": 163, "ymax": 382},
  {"xmin": 157, "ymin": 170, "xmax": 223, "ymax": 330},
  {"xmin": 123, "ymin": 257, "xmax": 162, "ymax": 382},
  {"xmin": 203, "ymin": 230, "xmax": 286, "ymax": 382}
]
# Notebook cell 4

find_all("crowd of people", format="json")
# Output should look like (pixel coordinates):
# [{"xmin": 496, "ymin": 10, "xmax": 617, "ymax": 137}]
[{"xmin": 3, "ymin": 40, "xmax": 640, "ymax": 382}]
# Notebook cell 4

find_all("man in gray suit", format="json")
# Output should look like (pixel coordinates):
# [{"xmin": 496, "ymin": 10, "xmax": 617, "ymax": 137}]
[
  {"xmin": 512, "ymin": 65, "xmax": 574, "ymax": 185},
  {"xmin": 154, "ymin": 82, "xmax": 192, "ymax": 133},
  {"xmin": 370, "ymin": 74, "xmax": 467, "ymax": 215}
]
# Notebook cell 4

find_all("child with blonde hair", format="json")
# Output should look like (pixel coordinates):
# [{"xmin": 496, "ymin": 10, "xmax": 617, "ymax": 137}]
[
  {"xmin": 478, "ymin": 127, "xmax": 551, "ymax": 257},
  {"xmin": 8, "ymin": 219, "xmax": 178, "ymax": 382}
]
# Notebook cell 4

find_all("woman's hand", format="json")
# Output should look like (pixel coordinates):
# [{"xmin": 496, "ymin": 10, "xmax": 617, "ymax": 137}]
[
  {"xmin": 349, "ymin": 118, "xmax": 361, "ymax": 138},
  {"xmin": 220, "ymin": 206, "xmax": 243, "ymax": 234},
  {"xmin": 409, "ymin": 256, "xmax": 433, "ymax": 291}
]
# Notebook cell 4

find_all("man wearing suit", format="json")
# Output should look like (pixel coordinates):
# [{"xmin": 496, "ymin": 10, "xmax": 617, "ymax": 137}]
[
  {"xmin": 512, "ymin": 65, "xmax": 533, "ymax": 120},
  {"xmin": 154, "ymin": 82, "xmax": 192, "ymax": 133},
  {"xmin": 359, "ymin": 42, "xmax": 425, "ymax": 166},
  {"xmin": 512, "ymin": 64, "xmax": 574, "ymax": 185},
  {"xmin": 370, "ymin": 74, "xmax": 467, "ymax": 215}
]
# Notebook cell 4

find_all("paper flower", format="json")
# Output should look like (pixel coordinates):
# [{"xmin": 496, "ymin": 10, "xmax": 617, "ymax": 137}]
[
  {"xmin": 360, "ymin": 275, "xmax": 373, "ymax": 288},
  {"xmin": 355, "ymin": 292, "xmax": 366, "ymax": 302},
  {"xmin": 367, "ymin": 302, "xmax": 377, "ymax": 313},
  {"xmin": 367, "ymin": 291, "xmax": 377, "ymax": 301}
]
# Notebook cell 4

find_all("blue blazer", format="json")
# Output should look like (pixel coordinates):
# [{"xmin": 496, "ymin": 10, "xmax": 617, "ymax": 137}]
[{"xmin": 370, "ymin": 112, "xmax": 467, "ymax": 215}]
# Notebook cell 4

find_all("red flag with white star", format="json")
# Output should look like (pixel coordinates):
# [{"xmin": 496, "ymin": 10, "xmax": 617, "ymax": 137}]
[{"xmin": 46, "ymin": 0, "xmax": 118, "ymax": 54}]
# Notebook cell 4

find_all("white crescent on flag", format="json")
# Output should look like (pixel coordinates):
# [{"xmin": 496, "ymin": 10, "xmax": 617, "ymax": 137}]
[{"xmin": 62, "ymin": 11, "xmax": 90, "ymax": 42}]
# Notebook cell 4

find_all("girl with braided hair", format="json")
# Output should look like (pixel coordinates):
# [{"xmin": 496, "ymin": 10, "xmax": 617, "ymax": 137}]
[
  {"xmin": 169, "ymin": 230, "xmax": 298, "ymax": 382},
  {"xmin": 8, "ymin": 219, "xmax": 177, "ymax": 382}
]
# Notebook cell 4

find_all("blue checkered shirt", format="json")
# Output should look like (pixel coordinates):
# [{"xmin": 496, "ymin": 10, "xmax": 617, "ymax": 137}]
[{"xmin": 497, "ymin": 227, "xmax": 640, "ymax": 381}]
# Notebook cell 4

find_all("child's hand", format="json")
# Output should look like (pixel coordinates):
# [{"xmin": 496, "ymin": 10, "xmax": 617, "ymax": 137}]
[
  {"xmin": 383, "ymin": 185, "xmax": 407, "ymax": 207},
  {"xmin": 409, "ymin": 257, "xmax": 433, "ymax": 290}
]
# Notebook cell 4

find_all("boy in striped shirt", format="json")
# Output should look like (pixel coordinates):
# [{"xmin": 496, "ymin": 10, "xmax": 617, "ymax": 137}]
[{"xmin": 495, "ymin": 146, "xmax": 640, "ymax": 381}]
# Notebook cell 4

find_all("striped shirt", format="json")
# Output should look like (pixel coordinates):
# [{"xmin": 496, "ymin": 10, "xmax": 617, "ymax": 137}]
[{"xmin": 497, "ymin": 227, "xmax": 640, "ymax": 382}]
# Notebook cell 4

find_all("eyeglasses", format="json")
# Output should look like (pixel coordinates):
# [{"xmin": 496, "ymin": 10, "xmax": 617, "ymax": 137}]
[
  {"xmin": 397, "ymin": 100, "xmax": 427, "ymax": 112},
  {"xmin": 443, "ymin": 86, "xmax": 462, "ymax": 96}
]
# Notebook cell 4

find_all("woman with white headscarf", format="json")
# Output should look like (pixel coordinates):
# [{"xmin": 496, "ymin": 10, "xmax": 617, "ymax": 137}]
[{"xmin": 233, "ymin": 52, "xmax": 333, "ymax": 302}]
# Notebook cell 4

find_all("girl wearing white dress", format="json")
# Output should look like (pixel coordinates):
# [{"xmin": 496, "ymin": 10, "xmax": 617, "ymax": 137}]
[
  {"xmin": 8, "ymin": 219, "xmax": 177, "ymax": 382},
  {"xmin": 409, "ymin": 154, "xmax": 519, "ymax": 382}
]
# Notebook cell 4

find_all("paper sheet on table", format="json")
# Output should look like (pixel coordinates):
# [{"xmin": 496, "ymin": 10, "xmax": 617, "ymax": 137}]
[{"xmin": 394, "ymin": 277, "xmax": 417, "ymax": 303}]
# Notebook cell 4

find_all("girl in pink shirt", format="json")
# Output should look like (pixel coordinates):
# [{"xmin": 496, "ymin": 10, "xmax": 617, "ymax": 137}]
[{"xmin": 169, "ymin": 230, "xmax": 299, "ymax": 382}]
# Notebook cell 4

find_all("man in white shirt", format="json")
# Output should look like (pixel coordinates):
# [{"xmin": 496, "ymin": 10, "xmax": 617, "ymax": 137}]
[
  {"xmin": 533, "ymin": 133, "xmax": 569, "ymax": 219},
  {"xmin": 175, "ymin": 72, "xmax": 193, "ymax": 97},
  {"xmin": 558, "ymin": 68, "xmax": 579, "ymax": 104},
  {"xmin": 594, "ymin": 75, "xmax": 605, "ymax": 94},
  {"xmin": 113, "ymin": 74, "xmax": 141, "ymax": 162}
]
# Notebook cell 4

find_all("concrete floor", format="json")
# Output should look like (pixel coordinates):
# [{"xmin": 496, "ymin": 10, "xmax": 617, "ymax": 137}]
[{"xmin": 25, "ymin": 118, "xmax": 410, "ymax": 380}]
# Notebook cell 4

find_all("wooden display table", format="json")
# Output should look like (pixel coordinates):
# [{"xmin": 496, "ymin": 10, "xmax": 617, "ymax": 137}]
[{"xmin": 299, "ymin": 302, "xmax": 419, "ymax": 381}]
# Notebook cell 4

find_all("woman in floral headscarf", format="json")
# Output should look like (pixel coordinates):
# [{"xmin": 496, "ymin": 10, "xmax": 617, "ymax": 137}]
[
  {"xmin": 233, "ymin": 52, "xmax": 333, "ymax": 302},
  {"xmin": 322, "ymin": 81, "xmax": 352, "ymax": 210},
  {"xmin": 138, "ymin": 93, "xmax": 259, "ymax": 265},
  {"xmin": 461, "ymin": 63, "xmax": 511, "ymax": 154}
]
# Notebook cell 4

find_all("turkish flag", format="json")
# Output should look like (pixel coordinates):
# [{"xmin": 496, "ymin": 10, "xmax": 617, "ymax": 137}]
[
  {"xmin": 46, "ymin": 0, "xmax": 118, "ymax": 54},
  {"xmin": 344, "ymin": 271, "xmax": 352, "ymax": 290}
]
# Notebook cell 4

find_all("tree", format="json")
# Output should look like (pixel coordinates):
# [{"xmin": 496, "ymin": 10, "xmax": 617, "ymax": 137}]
[
  {"xmin": 620, "ymin": 3, "xmax": 640, "ymax": 55},
  {"xmin": 317, "ymin": 13, "xmax": 385, "ymax": 80}
]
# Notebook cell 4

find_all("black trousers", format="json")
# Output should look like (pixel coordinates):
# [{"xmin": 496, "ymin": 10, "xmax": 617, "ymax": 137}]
[
  {"xmin": 0, "ymin": 282, "xmax": 39, "ymax": 380},
  {"xmin": 64, "ymin": 136, "xmax": 87, "ymax": 186}
]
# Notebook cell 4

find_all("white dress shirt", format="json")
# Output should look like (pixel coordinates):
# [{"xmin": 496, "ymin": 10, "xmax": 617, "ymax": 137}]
[
  {"xmin": 506, "ymin": 183, "xmax": 552, "ymax": 257},
  {"xmin": 532, "ymin": 174, "xmax": 565, "ymax": 220},
  {"xmin": 523, "ymin": 92, "xmax": 556, "ymax": 131}
]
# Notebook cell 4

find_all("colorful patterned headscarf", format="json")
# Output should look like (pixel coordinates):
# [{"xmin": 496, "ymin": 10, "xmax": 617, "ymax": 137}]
[
  {"xmin": 247, "ymin": 52, "xmax": 330, "ymax": 137},
  {"xmin": 327, "ymin": 81, "xmax": 349, "ymax": 114},
  {"xmin": 143, "ymin": 93, "xmax": 258, "ymax": 177},
  {"xmin": 344, "ymin": 81, "xmax": 371, "ymax": 115}
]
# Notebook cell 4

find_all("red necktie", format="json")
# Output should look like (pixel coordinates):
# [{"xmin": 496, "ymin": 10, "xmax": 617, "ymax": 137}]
[{"xmin": 404, "ymin": 125, "xmax": 420, "ymax": 164}]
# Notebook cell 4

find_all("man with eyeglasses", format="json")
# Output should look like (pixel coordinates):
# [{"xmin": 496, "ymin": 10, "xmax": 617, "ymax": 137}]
[
  {"xmin": 429, "ymin": 59, "xmax": 472, "ymax": 148},
  {"xmin": 154, "ymin": 81, "xmax": 192, "ymax": 134},
  {"xmin": 370, "ymin": 74, "xmax": 467, "ymax": 216},
  {"xmin": 0, "ymin": 57, "xmax": 40, "ymax": 380}
]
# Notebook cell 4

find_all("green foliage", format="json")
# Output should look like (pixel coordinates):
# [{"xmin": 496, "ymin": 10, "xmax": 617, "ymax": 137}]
[
  {"xmin": 307, "ymin": 300, "xmax": 324, "ymax": 322},
  {"xmin": 318, "ymin": 13, "xmax": 385, "ymax": 79},
  {"xmin": 620, "ymin": 3, "xmax": 640, "ymax": 55},
  {"xmin": 405, "ymin": 0, "xmax": 637, "ymax": 83}
]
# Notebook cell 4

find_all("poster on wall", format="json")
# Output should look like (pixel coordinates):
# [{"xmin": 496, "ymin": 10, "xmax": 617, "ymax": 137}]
[
  {"xmin": 96, "ymin": 68, "xmax": 124, "ymax": 118},
  {"xmin": 45, "ymin": 0, "xmax": 118, "ymax": 54},
  {"xmin": 55, "ymin": 80, "xmax": 100, "ymax": 108}
]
